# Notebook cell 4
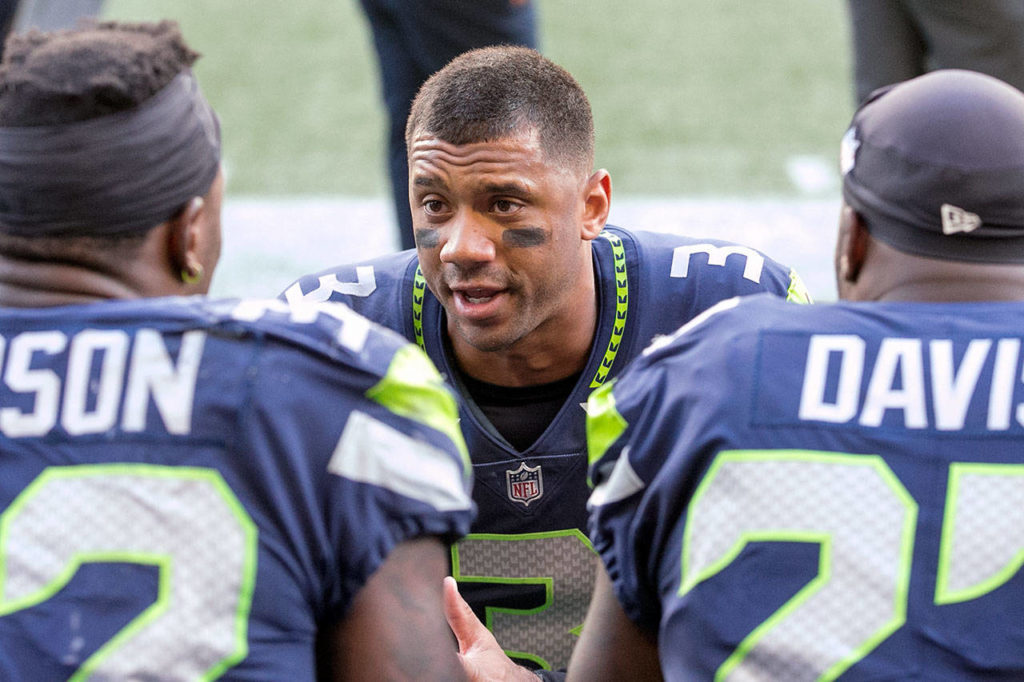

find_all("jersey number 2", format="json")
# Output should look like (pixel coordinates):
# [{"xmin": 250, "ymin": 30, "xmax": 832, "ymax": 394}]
[{"xmin": 0, "ymin": 465, "xmax": 258, "ymax": 680}]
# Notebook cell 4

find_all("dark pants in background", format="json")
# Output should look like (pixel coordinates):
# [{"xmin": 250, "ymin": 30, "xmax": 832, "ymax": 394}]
[
  {"xmin": 359, "ymin": 0, "xmax": 538, "ymax": 251},
  {"xmin": 0, "ymin": 0, "xmax": 18, "ymax": 52},
  {"xmin": 0, "ymin": 0, "xmax": 106, "ymax": 58},
  {"xmin": 13, "ymin": 0, "xmax": 105, "ymax": 32},
  {"xmin": 848, "ymin": 0, "xmax": 1024, "ymax": 104}
]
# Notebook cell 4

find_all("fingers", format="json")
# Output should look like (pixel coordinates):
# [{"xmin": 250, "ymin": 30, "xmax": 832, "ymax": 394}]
[
  {"xmin": 443, "ymin": 576, "xmax": 480, "ymax": 653},
  {"xmin": 443, "ymin": 577, "xmax": 538, "ymax": 682}
]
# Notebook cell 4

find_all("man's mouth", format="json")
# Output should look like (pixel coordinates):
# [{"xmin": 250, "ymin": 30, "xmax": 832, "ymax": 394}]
[
  {"xmin": 450, "ymin": 285, "xmax": 507, "ymax": 320},
  {"xmin": 461, "ymin": 288, "xmax": 498, "ymax": 304}
]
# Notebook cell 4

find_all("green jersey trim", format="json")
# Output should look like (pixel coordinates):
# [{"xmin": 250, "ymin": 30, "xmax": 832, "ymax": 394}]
[
  {"xmin": 367, "ymin": 343, "xmax": 470, "ymax": 474},
  {"xmin": 591, "ymin": 231, "xmax": 628, "ymax": 389},
  {"xmin": 412, "ymin": 266, "xmax": 428, "ymax": 351},
  {"xmin": 585, "ymin": 380, "xmax": 627, "ymax": 478},
  {"xmin": 786, "ymin": 268, "xmax": 813, "ymax": 304}
]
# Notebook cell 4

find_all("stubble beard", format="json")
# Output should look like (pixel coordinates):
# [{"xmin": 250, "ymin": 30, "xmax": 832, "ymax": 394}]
[{"xmin": 450, "ymin": 313, "xmax": 524, "ymax": 354}]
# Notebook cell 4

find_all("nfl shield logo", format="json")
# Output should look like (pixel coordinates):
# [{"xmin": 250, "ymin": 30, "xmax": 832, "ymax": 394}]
[{"xmin": 506, "ymin": 462, "xmax": 543, "ymax": 507}]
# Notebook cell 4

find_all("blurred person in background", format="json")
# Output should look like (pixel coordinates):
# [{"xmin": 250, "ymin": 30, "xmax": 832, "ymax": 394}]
[
  {"xmin": 0, "ymin": 0, "xmax": 105, "ymax": 58},
  {"xmin": 358, "ymin": 0, "xmax": 538, "ymax": 251},
  {"xmin": 847, "ymin": 0, "xmax": 1024, "ymax": 103},
  {"xmin": 0, "ymin": 2, "xmax": 14, "ymax": 47}
]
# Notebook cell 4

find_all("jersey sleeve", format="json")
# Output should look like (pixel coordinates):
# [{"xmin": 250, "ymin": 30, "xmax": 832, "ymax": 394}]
[
  {"xmin": 320, "ymin": 341, "xmax": 474, "ymax": 617},
  {"xmin": 584, "ymin": 299, "xmax": 746, "ymax": 632},
  {"xmin": 770, "ymin": 260, "xmax": 811, "ymax": 304},
  {"xmin": 231, "ymin": 298, "xmax": 474, "ymax": 622}
]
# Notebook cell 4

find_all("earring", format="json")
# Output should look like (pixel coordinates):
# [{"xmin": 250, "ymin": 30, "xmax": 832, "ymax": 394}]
[{"xmin": 180, "ymin": 265, "xmax": 203, "ymax": 285}]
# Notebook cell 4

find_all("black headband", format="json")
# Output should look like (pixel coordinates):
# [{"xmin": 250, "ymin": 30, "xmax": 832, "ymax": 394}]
[{"xmin": 0, "ymin": 69, "xmax": 221, "ymax": 236}]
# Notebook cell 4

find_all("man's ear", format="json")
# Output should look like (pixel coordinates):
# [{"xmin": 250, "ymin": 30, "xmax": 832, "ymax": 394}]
[
  {"xmin": 837, "ymin": 205, "xmax": 869, "ymax": 284},
  {"xmin": 167, "ymin": 197, "xmax": 206, "ymax": 283},
  {"xmin": 581, "ymin": 169, "xmax": 611, "ymax": 241}
]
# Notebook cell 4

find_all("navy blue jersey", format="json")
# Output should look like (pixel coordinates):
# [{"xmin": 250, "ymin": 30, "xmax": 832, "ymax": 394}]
[
  {"xmin": 283, "ymin": 226, "xmax": 807, "ymax": 670},
  {"xmin": 0, "ymin": 296, "xmax": 473, "ymax": 681},
  {"xmin": 588, "ymin": 293, "xmax": 1024, "ymax": 681}
]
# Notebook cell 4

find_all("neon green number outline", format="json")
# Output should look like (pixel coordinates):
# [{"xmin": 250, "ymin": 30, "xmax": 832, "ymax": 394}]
[
  {"xmin": 936, "ymin": 462, "xmax": 1024, "ymax": 605},
  {"xmin": 0, "ymin": 465, "xmax": 258, "ymax": 681},
  {"xmin": 452, "ymin": 529, "xmax": 595, "ymax": 670},
  {"xmin": 683, "ymin": 450, "xmax": 917, "ymax": 682}
]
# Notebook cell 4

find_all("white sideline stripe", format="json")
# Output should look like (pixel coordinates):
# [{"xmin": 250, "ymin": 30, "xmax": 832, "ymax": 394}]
[
  {"xmin": 329, "ymin": 410, "xmax": 472, "ymax": 512},
  {"xmin": 786, "ymin": 155, "xmax": 839, "ymax": 196},
  {"xmin": 214, "ymin": 195, "xmax": 840, "ymax": 302}
]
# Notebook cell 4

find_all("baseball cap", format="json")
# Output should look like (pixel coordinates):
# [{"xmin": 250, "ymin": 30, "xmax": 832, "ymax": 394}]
[{"xmin": 842, "ymin": 69, "xmax": 1024, "ymax": 263}]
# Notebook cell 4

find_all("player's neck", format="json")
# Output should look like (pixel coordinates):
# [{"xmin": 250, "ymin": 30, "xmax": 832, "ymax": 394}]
[
  {"xmin": 0, "ymin": 257, "xmax": 142, "ymax": 307},
  {"xmin": 877, "ymin": 279, "xmax": 1024, "ymax": 302},
  {"xmin": 453, "ymin": 336, "xmax": 593, "ymax": 387},
  {"xmin": 861, "ymin": 259, "xmax": 1024, "ymax": 303}
]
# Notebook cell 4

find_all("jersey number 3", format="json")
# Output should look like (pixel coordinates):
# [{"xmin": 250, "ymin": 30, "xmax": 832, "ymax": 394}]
[
  {"xmin": 452, "ymin": 530, "xmax": 595, "ymax": 671},
  {"xmin": 0, "ymin": 465, "xmax": 258, "ymax": 680}
]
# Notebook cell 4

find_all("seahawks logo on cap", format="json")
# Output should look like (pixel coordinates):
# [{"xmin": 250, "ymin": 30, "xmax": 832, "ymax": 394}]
[{"xmin": 941, "ymin": 203, "xmax": 982, "ymax": 235}]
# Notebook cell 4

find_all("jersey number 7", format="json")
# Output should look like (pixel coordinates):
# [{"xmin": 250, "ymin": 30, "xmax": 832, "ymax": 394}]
[{"xmin": 685, "ymin": 450, "xmax": 1023, "ymax": 681}]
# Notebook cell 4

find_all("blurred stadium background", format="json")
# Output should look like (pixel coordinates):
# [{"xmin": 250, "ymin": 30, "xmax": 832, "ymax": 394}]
[{"xmin": 103, "ymin": 0, "xmax": 854, "ymax": 299}]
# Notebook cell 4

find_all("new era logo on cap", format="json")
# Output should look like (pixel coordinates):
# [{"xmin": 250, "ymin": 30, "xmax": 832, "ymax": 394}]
[{"xmin": 941, "ymin": 203, "xmax": 982, "ymax": 235}]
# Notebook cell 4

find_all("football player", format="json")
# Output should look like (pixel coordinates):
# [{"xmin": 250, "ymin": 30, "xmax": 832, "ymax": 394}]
[
  {"xmin": 283, "ymin": 45, "xmax": 809, "ymax": 679},
  {"xmin": 0, "ymin": 21, "xmax": 472, "ymax": 681},
  {"xmin": 574, "ymin": 69, "xmax": 1024, "ymax": 680}
]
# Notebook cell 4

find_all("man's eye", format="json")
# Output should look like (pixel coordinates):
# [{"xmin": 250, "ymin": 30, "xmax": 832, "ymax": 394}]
[
  {"xmin": 493, "ymin": 199, "xmax": 519, "ymax": 214},
  {"xmin": 423, "ymin": 200, "xmax": 446, "ymax": 214}
]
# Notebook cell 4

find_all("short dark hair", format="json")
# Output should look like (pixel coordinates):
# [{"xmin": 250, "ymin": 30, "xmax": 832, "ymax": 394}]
[
  {"xmin": 406, "ymin": 46, "xmax": 595, "ymax": 173},
  {"xmin": 0, "ymin": 19, "xmax": 199, "ymax": 126}
]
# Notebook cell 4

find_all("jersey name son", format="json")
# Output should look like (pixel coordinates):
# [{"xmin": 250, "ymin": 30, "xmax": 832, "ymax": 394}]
[{"xmin": 0, "ymin": 328, "xmax": 203, "ymax": 438}]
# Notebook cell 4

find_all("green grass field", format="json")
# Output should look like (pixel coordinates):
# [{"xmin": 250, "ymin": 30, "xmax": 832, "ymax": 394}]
[{"xmin": 102, "ymin": 0, "xmax": 853, "ymax": 198}]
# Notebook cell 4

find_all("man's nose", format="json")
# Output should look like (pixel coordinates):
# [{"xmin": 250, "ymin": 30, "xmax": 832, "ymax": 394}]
[{"xmin": 439, "ymin": 210, "xmax": 497, "ymax": 265}]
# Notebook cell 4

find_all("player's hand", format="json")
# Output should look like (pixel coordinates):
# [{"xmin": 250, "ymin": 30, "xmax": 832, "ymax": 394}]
[{"xmin": 444, "ymin": 576, "xmax": 539, "ymax": 682}]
